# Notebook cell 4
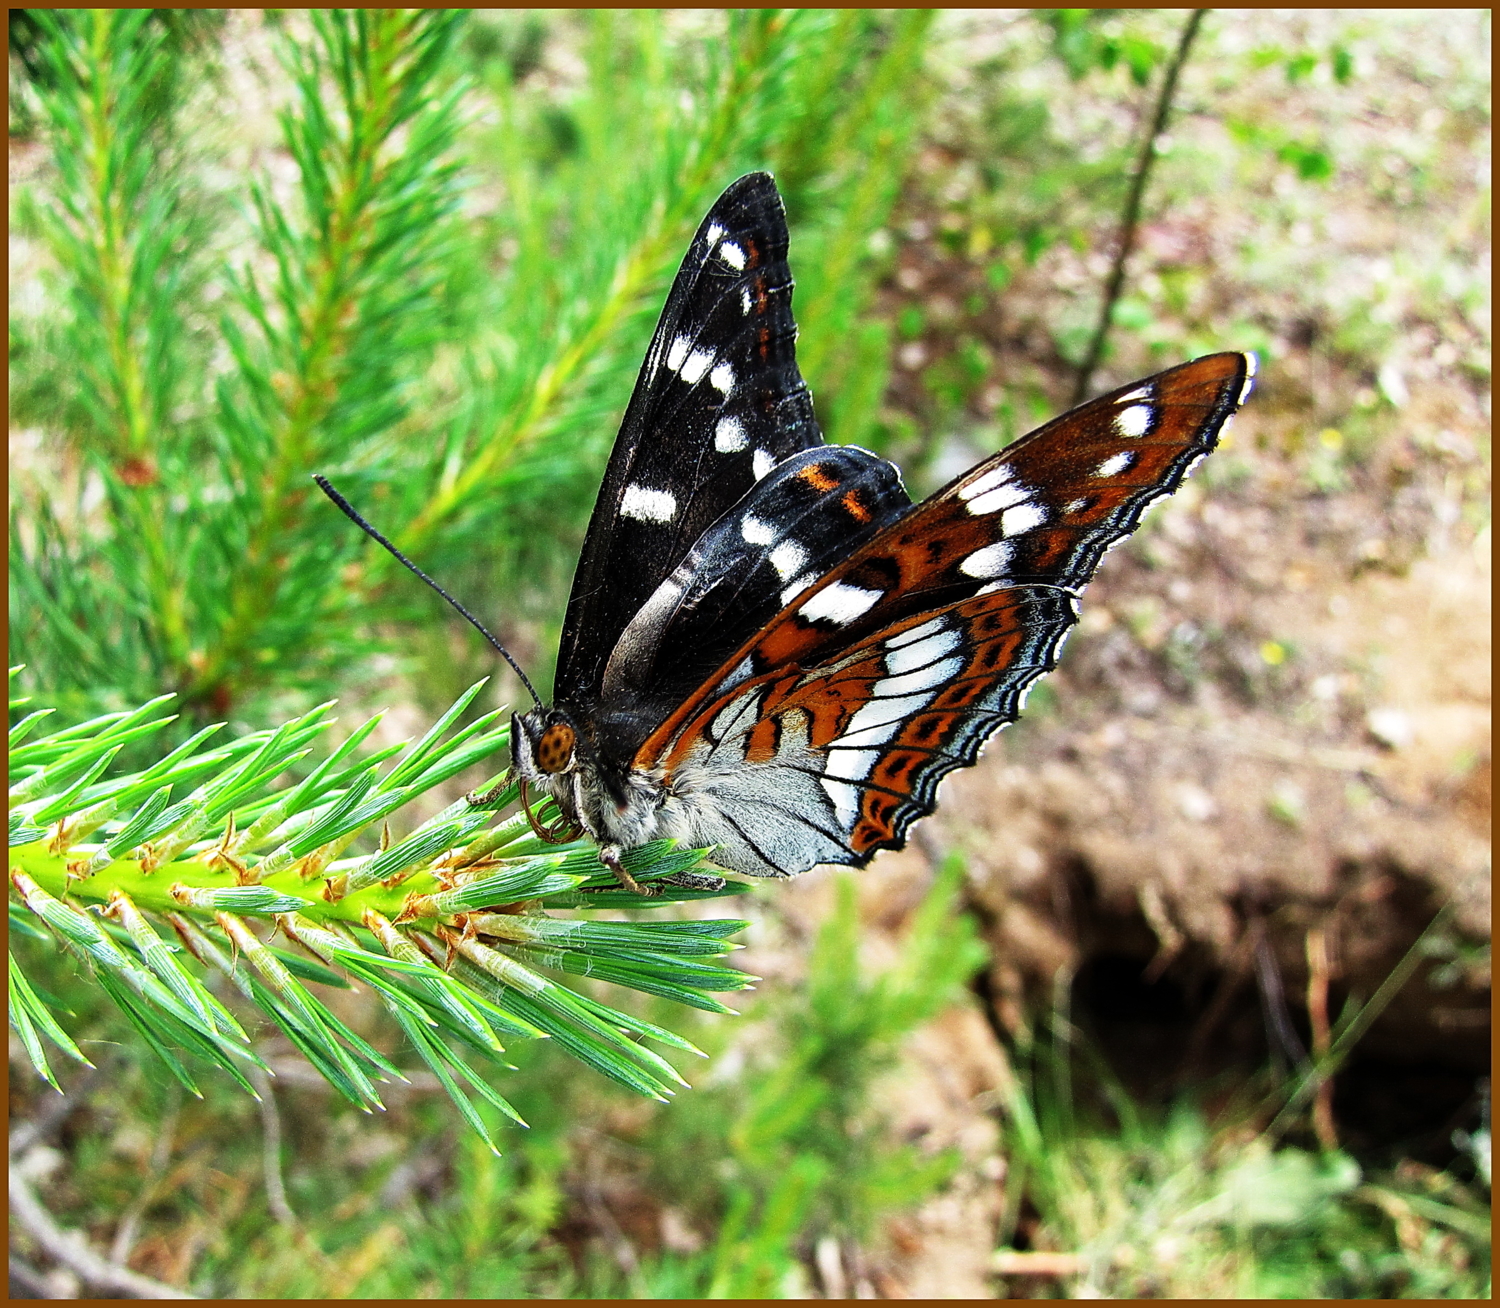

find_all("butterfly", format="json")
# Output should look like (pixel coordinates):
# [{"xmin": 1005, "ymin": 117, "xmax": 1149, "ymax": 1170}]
[{"xmin": 508, "ymin": 174, "xmax": 1252, "ymax": 892}]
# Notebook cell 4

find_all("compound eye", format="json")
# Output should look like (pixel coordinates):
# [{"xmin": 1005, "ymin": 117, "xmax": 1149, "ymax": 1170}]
[{"xmin": 535, "ymin": 723, "xmax": 576, "ymax": 774}]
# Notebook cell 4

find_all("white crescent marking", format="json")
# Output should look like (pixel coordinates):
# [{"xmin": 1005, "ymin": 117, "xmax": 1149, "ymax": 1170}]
[{"xmin": 875, "ymin": 656, "xmax": 962, "ymax": 698}]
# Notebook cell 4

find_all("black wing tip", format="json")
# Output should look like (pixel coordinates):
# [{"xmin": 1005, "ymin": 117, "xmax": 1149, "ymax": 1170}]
[
  {"xmin": 706, "ymin": 172, "xmax": 784, "ymax": 224},
  {"xmin": 721, "ymin": 170, "xmax": 777, "ymax": 198}
]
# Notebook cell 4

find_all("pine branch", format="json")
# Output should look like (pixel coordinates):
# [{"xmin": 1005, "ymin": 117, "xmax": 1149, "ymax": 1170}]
[
  {"xmin": 12, "ymin": 11, "xmax": 474, "ymax": 717},
  {"xmin": 9, "ymin": 672, "xmax": 752, "ymax": 1150},
  {"xmin": 192, "ymin": 10, "xmax": 472, "ymax": 710},
  {"xmin": 10, "ymin": 10, "xmax": 213, "ymax": 701}
]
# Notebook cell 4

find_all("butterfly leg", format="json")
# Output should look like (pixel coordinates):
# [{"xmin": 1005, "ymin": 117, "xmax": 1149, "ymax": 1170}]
[
  {"xmin": 467, "ymin": 771, "xmax": 513, "ymax": 807},
  {"xmin": 599, "ymin": 844, "xmax": 658, "ymax": 897},
  {"xmin": 660, "ymin": 870, "xmax": 728, "ymax": 893}
]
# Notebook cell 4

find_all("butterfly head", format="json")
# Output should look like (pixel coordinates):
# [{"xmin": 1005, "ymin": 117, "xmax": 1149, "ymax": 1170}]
[{"xmin": 512, "ymin": 707, "xmax": 581, "ymax": 779}]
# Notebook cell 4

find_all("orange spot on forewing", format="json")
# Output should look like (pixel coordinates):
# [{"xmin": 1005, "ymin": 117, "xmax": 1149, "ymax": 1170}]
[
  {"xmin": 841, "ymin": 489, "xmax": 872, "ymax": 523},
  {"xmin": 798, "ymin": 463, "xmax": 839, "ymax": 493}
]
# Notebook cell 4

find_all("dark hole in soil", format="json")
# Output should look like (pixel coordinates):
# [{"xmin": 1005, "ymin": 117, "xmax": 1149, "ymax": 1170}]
[
  {"xmin": 1063, "ymin": 947, "xmax": 1487, "ymax": 1172},
  {"xmin": 1333, "ymin": 1055, "xmax": 1489, "ymax": 1173}
]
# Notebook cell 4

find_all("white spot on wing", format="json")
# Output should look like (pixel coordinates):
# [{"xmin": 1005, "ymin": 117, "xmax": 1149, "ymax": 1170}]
[
  {"xmin": 719, "ymin": 240, "xmax": 746, "ymax": 270},
  {"xmin": 1115, "ymin": 404, "xmax": 1153, "ymax": 438},
  {"xmin": 666, "ymin": 335, "xmax": 691, "ymax": 373},
  {"xmin": 883, "ymin": 628, "xmax": 961, "ymax": 675},
  {"xmin": 959, "ymin": 541, "xmax": 1014, "ymax": 579},
  {"xmin": 620, "ymin": 485, "xmax": 677, "ymax": 523},
  {"xmin": 680, "ymin": 347, "xmax": 715, "ymax": 384},
  {"xmin": 710, "ymin": 361, "xmax": 736, "ymax": 395},
  {"xmin": 1116, "ymin": 384, "xmax": 1153, "ymax": 403},
  {"xmin": 798, "ymin": 581, "xmax": 883, "ymax": 626},
  {"xmin": 886, "ymin": 618, "xmax": 945, "ymax": 648},
  {"xmin": 769, "ymin": 540, "xmax": 809, "ymax": 580},
  {"xmin": 843, "ymin": 692, "xmax": 934, "ymax": 737},
  {"xmin": 752, "ymin": 448, "xmax": 775, "ymax": 480},
  {"xmin": 780, "ymin": 575, "xmax": 814, "ymax": 607},
  {"xmin": 1064, "ymin": 497, "xmax": 1089, "ymax": 514},
  {"xmin": 741, "ymin": 515, "xmax": 774, "ymax": 546},
  {"xmin": 824, "ymin": 749, "xmax": 879, "ymax": 782},
  {"xmin": 1095, "ymin": 451, "xmax": 1135, "ymax": 478},
  {"xmin": 875, "ymin": 656, "xmax": 962, "ymax": 699},
  {"xmin": 740, "ymin": 288, "xmax": 752, "ymax": 316},
  {"xmin": 958, "ymin": 464, "xmax": 1015, "ymax": 502},
  {"xmin": 1001, "ymin": 502, "xmax": 1049, "ymax": 536},
  {"xmin": 716, "ymin": 415, "xmax": 748, "ymax": 452},
  {"xmin": 966, "ymin": 481, "xmax": 1032, "ymax": 516},
  {"xmin": 705, "ymin": 222, "xmax": 725, "ymax": 245},
  {"xmin": 820, "ymin": 777, "xmax": 861, "ymax": 828}
]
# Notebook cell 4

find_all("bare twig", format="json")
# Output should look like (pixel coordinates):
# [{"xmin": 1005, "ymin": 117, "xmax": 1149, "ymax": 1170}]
[
  {"xmin": 1263, "ymin": 901, "xmax": 1458, "ymax": 1142},
  {"xmin": 248, "ymin": 1065, "xmax": 297, "ymax": 1226},
  {"xmin": 993, "ymin": 1250, "xmax": 1088, "ymax": 1277},
  {"xmin": 1139, "ymin": 881, "xmax": 1185, "ymax": 983},
  {"xmin": 1305, "ymin": 926, "xmax": 1338, "ymax": 1150},
  {"xmin": 815, "ymin": 1235, "xmax": 848, "ymax": 1299},
  {"xmin": 9, "ymin": 1163, "xmax": 197, "ymax": 1299},
  {"xmin": 10, "ymin": 1254, "xmax": 66, "ymax": 1299},
  {"xmin": 576, "ymin": 1146, "xmax": 646, "ymax": 1297},
  {"xmin": 1072, "ymin": 9, "xmax": 1207, "ymax": 405},
  {"xmin": 109, "ymin": 1084, "xmax": 182, "ymax": 1266}
]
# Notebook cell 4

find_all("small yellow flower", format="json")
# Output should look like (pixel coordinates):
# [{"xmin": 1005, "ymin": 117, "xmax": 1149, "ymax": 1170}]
[{"xmin": 1260, "ymin": 640, "xmax": 1287, "ymax": 666}]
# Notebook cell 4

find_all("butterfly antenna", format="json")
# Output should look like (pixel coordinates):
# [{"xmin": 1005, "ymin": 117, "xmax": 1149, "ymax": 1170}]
[{"xmin": 312, "ymin": 474, "xmax": 544, "ymax": 709}]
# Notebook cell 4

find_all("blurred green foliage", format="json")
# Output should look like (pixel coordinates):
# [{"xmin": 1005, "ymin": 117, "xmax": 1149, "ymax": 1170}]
[{"xmin": 635, "ymin": 858, "xmax": 986, "ymax": 1298}]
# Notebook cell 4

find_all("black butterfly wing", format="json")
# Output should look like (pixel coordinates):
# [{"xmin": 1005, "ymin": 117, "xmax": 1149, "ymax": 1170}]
[
  {"xmin": 591, "ymin": 444, "xmax": 913, "ymax": 764},
  {"xmin": 553, "ymin": 173, "xmax": 824, "ymax": 711},
  {"xmin": 633, "ymin": 353, "xmax": 1254, "ymax": 876}
]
